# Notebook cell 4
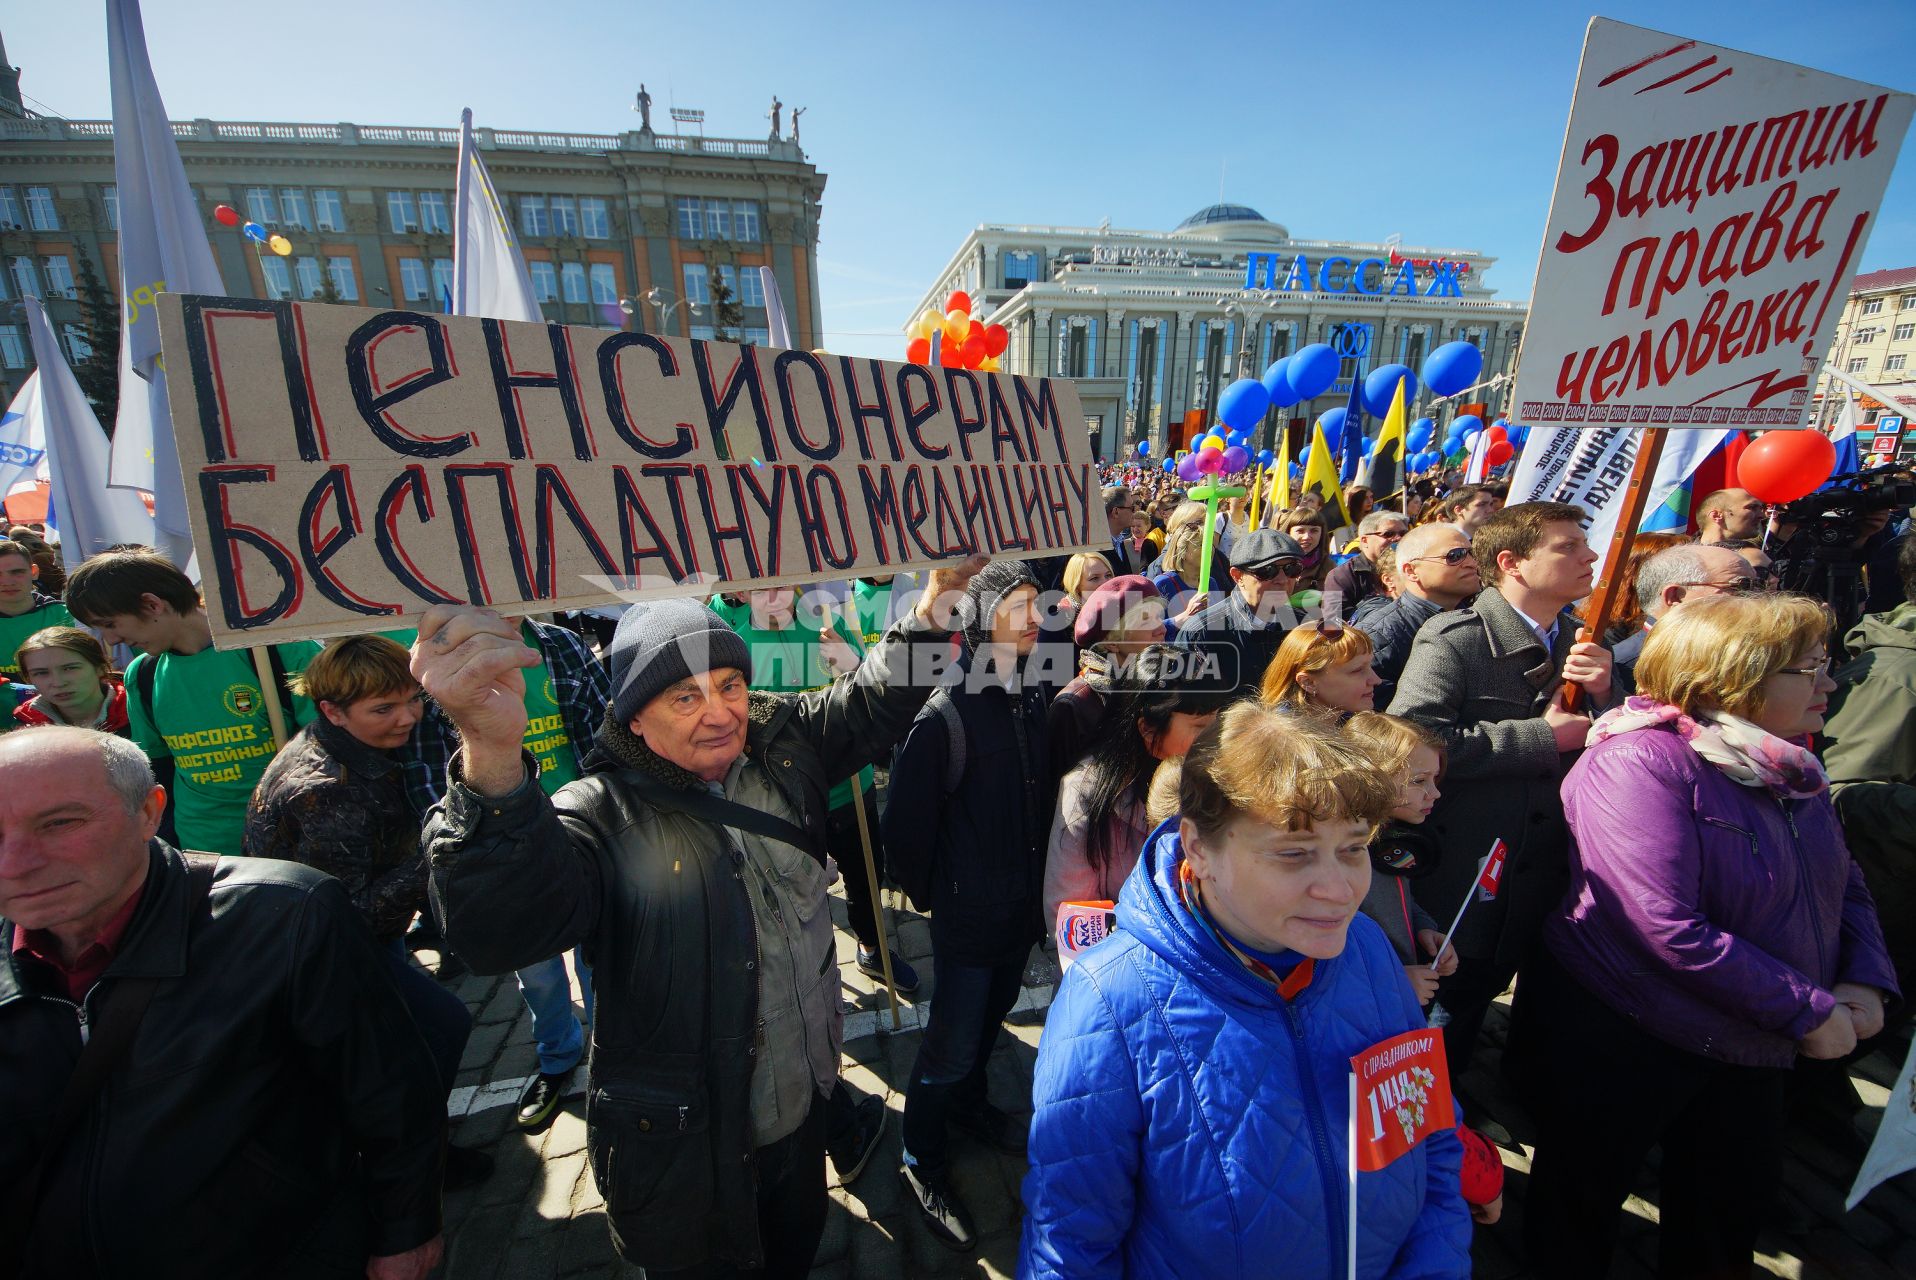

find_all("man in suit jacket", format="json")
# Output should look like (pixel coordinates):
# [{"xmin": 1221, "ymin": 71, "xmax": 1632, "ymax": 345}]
[
  {"xmin": 1099, "ymin": 487, "xmax": 1143, "ymax": 577},
  {"xmin": 1386, "ymin": 501, "xmax": 1617, "ymax": 1071}
]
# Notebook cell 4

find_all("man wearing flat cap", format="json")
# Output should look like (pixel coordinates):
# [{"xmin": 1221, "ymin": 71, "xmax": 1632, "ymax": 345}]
[
  {"xmin": 413, "ymin": 556, "xmax": 984, "ymax": 1279},
  {"xmin": 1172, "ymin": 527, "xmax": 1306, "ymax": 694}
]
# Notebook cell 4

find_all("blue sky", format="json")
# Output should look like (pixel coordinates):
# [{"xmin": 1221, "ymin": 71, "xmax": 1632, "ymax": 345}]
[{"xmin": 10, "ymin": 0, "xmax": 1915, "ymax": 360}]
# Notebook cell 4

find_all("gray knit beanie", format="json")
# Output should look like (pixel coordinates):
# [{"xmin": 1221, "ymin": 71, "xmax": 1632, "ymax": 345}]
[
  {"xmin": 961, "ymin": 559, "xmax": 1041, "ymax": 650},
  {"xmin": 607, "ymin": 598, "xmax": 753, "ymax": 726}
]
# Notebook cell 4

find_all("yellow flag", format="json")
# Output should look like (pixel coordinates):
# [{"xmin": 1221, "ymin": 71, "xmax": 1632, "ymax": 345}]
[
  {"xmin": 1303, "ymin": 418, "xmax": 1351, "ymax": 527},
  {"xmin": 1271, "ymin": 427, "xmax": 1291, "ymax": 520},
  {"xmin": 1364, "ymin": 377, "xmax": 1408, "ymax": 502}
]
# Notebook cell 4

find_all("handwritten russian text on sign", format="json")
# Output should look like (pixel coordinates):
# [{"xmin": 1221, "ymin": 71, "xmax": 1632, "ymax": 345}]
[
  {"xmin": 156, "ymin": 297, "xmax": 1098, "ymax": 646},
  {"xmin": 1350, "ymin": 1028, "xmax": 1456, "ymax": 1173},
  {"xmin": 1510, "ymin": 19, "xmax": 1912, "ymax": 428}
]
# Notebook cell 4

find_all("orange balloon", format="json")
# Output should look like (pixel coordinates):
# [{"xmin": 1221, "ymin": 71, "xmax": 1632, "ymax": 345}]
[
  {"xmin": 983, "ymin": 323, "xmax": 1010, "ymax": 357},
  {"xmin": 947, "ymin": 290, "xmax": 973, "ymax": 316},
  {"xmin": 906, "ymin": 337, "xmax": 931, "ymax": 365}
]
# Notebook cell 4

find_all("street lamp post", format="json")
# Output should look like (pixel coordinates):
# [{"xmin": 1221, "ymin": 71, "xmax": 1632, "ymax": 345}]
[{"xmin": 645, "ymin": 285, "xmax": 702, "ymax": 336}]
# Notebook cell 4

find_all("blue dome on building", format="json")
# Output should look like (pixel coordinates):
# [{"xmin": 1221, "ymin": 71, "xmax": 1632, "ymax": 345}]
[
  {"xmin": 1174, "ymin": 203, "xmax": 1268, "ymax": 230},
  {"xmin": 1169, "ymin": 203, "xmax": 1289, "ymax": 241}
]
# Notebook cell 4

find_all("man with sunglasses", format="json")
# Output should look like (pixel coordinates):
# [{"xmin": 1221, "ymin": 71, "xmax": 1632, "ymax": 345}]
[
  {"xmin": 1611, "ymin": 543, "xmax": 1757, "ymax": 692},
  {"xmin": 1354, "ymin": 522, "xmax": 1482, "ymax": 708},
  {"xmin": 1173, "ymin": 528, "xmax": 1305, "ymax": 695},
  {"xmin": 1326, "ymin": 510, "xmax": 1411, "ymax": 610}
]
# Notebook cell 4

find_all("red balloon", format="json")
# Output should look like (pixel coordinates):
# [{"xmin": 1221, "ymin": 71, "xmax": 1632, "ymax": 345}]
[
  {"xmin": 961, "ymin": 333, "xmax": 987, "ymax": 367},
  {"xmin": 983, "ymin": 323, "xmax": 1010, "ymax": 357},
  {"xmin": 906, "ymin": 337, "xmax": 931, "ymax": 365},
  {"xmin": 939, "ymin": 339, "xmax": 965, "ymax": 368},
  {"xmin": 946, "ymin": 290, "xmax": 972, "ymax": 317},
  {"xmin": 213, "ymin": 204, "xmax": 241, "ymax": 227},
  {"xmin": 1485, "ymin": 440, "xmax": 1515, "ymax": 467},
  {"xmin": 1738, "ymin": 429, "xmax": 1837, "ymax": 504},
  {"xmin": 1486, "ymin": 425, "xmax": 1508, "ymax": 444}
]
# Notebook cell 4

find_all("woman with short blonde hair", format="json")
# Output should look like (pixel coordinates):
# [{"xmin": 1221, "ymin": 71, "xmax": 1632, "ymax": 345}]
[{"xmin": 1517, "ymin": 592, "xmax": 1897, "ymax": 1278}]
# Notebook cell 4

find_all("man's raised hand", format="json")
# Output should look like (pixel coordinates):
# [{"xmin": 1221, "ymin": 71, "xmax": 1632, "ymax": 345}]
[{"xmin": 411, "ymin": 606, "xmax": 541, "ymax": 795}]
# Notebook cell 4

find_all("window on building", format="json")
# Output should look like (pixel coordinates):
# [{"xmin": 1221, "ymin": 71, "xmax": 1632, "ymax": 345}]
[
  {"xmin": 550, "ymin": 197, "xmax": 579, "ymax": 238},
  {"xmin": 327, "ymin": 256, "xmax": 358, "ymax": 301},
  {"xmin": 246, "ymin": 186, "xmax": 278, "ymax": 226},
  {"xmin": 261, "ymin": 257, "xmax": 293, "ymax": 299},
  {"xmin": 42, "ymin": 256, "xmax": 75, "ymax": 299},
  {"xmin": 1855, "ymin": 328, "xmax": 1878, "ymax": 344},
  {"xmin": 294, "ymin": 257, "xmax": 324, "ymax": 297},
  {"xmin": 313, "ymin": 189, "xmax": 344, "ymax": 232},
  {"xmin": 689, "ymin": 325, "xmax": 717, "ymax": 342},
  {"xmin": 0, "ymin": 187, "xmax": 19, "ymax": 229},
  {"xmin": 733, "ymin": 200, "xmax": 761, "ymax": 243},
  {"xmin": 1847, "ymin": 358, "xmax": 1868, "ymax": 373},
  {"xmin": 102, "ymin": 185, "xmax": 119, "ymax": 231},
  {"xmin": 8, "ymin": 257, "xmax": 37, "ymax": 299},
  {"xmin": 63, "ymin": 324, "xmax": 92, "ymax": 363},
  {"xmin": 589, "ymin": 262, "xmax": 618, "ymax": 305},
  {"xmin": 1903, "ymin": 295, "xmax": 1916, "ymax": 311},
  {"xmin": 704, "ymin": 201, "xmax": 733, "ymax": 240},
  {"xmin": 675, "ymin": 196, "xmax": 702, "ymax": 239},
  {"xmin": 1862, "ymin": 299, "xmax": 1884, "ymax": 315},
  {"xmin": 1888, "ymin": 354, "xmax": 1908, "ymax": 373},
  {"xmin": 580, "ymin": 197, "xmax": 609, "ymax": 240},
  {"xmin": 277, "ymin": 187, "xmax": 308, "ymax": 230},
  {"xmin": 561, "ymin": 261, "xmax": 588, "ymax": 304},
  {"xmin": 715, "ymin": 264, "xmax": 739, "ymax": 301},
  {"xmin": 398, "ymin": 257, "xmax": 430, "ymax": 301},
  {"xmin": 25, "ymin": 187, "xmax": 58, "ymax": 231},
  {"xmin": 737, "ymin": 267, "xmax": 764, "ymax": 308},
  {"xmin": 520, "ymin": 196, "xmax": 549, "ymax": 238},
  {"xmin": 387, "ymin": 191, "xmax": 417, "ymax": 233},
  {"xmin": 529, "ymin": 260, "xmax": 558, "ymax": 302},
  {"xmin": 417, "ymin": 191, "xmax": 450, "ymax": 235},
  {"xmin": 1004, "ymin": 251, "xmax": 1040, "ymax": 289},
  {"xmin": 1067, "ymin": 325, "xmax": 1090, "ymax": 379},
  {"xmin": 742, "ymin": 327, "xmax": 771, "ymax": 346},
  {"xmin": 1895, "ymin": 324, "xmax": 1914, "ymax": 342},
  {"xmin": 682, "ymin": 263, "xmax": 710, "ymax": 305},
  {"xmin": 0, "ymin": 326, "xmax": 25, "ymax": 369},
  {"xmin": 431, "ymin": 258, "xmax": 453, "ymax": 305}
]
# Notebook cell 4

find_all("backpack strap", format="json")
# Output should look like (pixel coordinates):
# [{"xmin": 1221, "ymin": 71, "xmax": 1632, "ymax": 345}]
[
  {"xmin": 622, "ymin": 771, "xmax": 816, "ymax": 856},
  {"xmin": 131, "ymin": 656, "xmax": 178, "ymax": 846},
  {"xmin": 931, "ymin": 691, "xmax": 966, "ymax": 795}
]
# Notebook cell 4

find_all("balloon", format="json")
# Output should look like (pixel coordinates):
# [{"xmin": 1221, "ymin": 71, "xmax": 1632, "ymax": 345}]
[
  {"xmin": 1289, "ymin": 344, "xmax": 1340, "ymax": 400},
  {"xmin": 1290, "ymin": 463, "xmax": 1303, "ymax": 481},
  {"xmin": 939, "ymin": 339, "xmax": 965, "ymax": 368},
  {"xmin": 241, "ymin": 220, "xmax": 267, "ymax": 242},
  {"xmin": 268, "ymin": 234, "xmax": 292, "ymax": 256},
  {"xmin": 1486, "ymin": 424, "xmax": 1508, "ymax": 444},
  {"xmin": 946, "ymin": 290, "xmax": 973, "ymax": 316},
  {"xmin": 1406, "ymin": 417, "xmax": 1435, "ymax": 453},
  {"xmin": 980, "ymin": 355, "xmax": 1001, "ymax": 372},
  {"xmin": 921, "ymin": 308, "xmax": 945, "ymax": 337},
  {"xmin": 1218, "ymin": 377, "xmax": 1272, "ymax": 431},
  {"xmin": 1177, "ymin": 454, "xmax": 1204, "ymax": 482},
  {"xmin": 1194, "ymin": 448, "xmax": 1224, "ymax": 475},
  {"xmin": 1257, "ymin": 448, "xmax": 1276, "ymax": 467},
  {"xmin": 1738, "ymin": 429, "xmax": 1837, "ymax": 504},
  {"xmin": 1319, "ymin": 407, "xmax": 1348, "ymax": 438},
  {"xmin": 214, "ymin": 204, "xmax": 241, "ymax": 227},
  {"xmin": 1448, "ymin": 414, "xmax": 1482, "ymax": 442},
  {"xmin": 1422, "ymin": 341, "xmax": 1483, "ymax": 397},
  {"xmin": 1298, "ymin": 443, "xmax": 1312, "ymax": 466},
  {"xmin": 906, "ymin": 337, "xmax": 931, "ymax": 365},
  {"xmin": 1222, "ymin": 445, "xmax": 1250, "ymax": 472},
  {"xmin": 983, "ymin": 323, "xmax": 1010, "ymax": 357},
  {"xmin": 1136, "ymin": 439, "xmax": 1151, "ymax": 457},
  {"xmin": 907, "ymin": 314, "xmax": 931, "ymax": 342},
  {"xmin": 945, "ymin": 309, "xmax": 970, "ymax": 340},
  {"xmin": 1360, "ymin": 436, "xmax": 1375, "ymax": 458},
  {"xmin": 1362, "ymin": 364, "xmax": 1417, "ymax": 417},
  {"xmin": 1198, "ymin": 434, "xmax": 1225, "ymax": 452},
  {"xmin": 1227, "ymin": 431, "xmax": 1250, "ymax": 450},
  {"xmin": 1485, "ymin": 440, "xmax": 1516, "ymax": 467},
  {"xmin": 961, "ymin": 332, "xmax": 987, "ymax": 366},
  {"xmin": 1464, "ymin": 430, "xmax": 1483, "ymax": 453},
  {"xmin": 1163, "ymin": 458, "xmax": 1178, "ymax": 473},
  {"xmin": 1263, "ymin": 358, "xmax": 1298, "ymax": 407}
]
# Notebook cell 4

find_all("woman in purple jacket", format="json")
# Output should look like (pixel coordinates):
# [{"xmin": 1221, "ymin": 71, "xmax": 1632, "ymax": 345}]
[{"xmin": 1516, "ymin": 592, "xmax": 1897, "ymax": 1280}]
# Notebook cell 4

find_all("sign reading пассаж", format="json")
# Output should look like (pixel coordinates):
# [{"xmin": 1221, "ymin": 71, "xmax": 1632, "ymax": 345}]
[
  {"xmin": 156, "ymin": 296, "xmax": 1099, "ymax": 646},
  {"xmin": 1510, "ymin": 18, "xmax": 1913, "ymax": 429}
]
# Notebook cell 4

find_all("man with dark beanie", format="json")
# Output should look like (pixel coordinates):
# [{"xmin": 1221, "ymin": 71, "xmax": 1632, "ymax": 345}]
[
  {"xmin": 883, "ymin": 559, "xmax": 1057, "ymax": 1251},
  {"xmin": 413, "ymin": 559, "xmax": 982, "ymax": 1279}
]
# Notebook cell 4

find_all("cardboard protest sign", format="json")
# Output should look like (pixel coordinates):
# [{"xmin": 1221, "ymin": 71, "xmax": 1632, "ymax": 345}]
[
  {"xmin": 1510, "ymin": 19, "xmax": 1912, "ymax": 429},
  {"xmin": 155, "ymin": 296, "xmax": 1098, "ymax": 646},
  {"xmin": 1349, "ymin": 1028, "xmax": 1455, "ymax": 1173}
]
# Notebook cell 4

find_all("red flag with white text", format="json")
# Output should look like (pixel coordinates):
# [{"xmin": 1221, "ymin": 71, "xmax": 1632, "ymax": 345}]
[
  {"xmin": 1475, "ymin": 839, "xmax": 1508, "ymax": 901},
  {"xmin": 1350, "ymin": 1028, "xmax": 1456, "ymax": 1172}
]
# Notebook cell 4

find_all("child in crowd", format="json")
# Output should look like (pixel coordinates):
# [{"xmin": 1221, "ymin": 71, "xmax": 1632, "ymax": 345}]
[{"xmin": 1343, "ymin": 712, "xmax": 1455, "ymax": 1004}]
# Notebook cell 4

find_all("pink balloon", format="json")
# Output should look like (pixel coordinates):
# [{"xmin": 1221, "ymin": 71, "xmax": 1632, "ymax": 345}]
[{"xmin": 1194, "ymin": 449, "xmax": 1224, "ymax": 475}]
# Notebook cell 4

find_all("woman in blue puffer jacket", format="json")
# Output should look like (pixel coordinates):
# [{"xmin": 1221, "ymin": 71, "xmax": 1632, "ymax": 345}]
[{"xmin": 1020, "ymin": 704, "xmax": 1473, "ymax": 1280}]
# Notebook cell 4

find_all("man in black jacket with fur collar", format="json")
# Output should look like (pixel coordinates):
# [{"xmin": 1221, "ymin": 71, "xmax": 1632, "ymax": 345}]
[{"xmin": 417, "ymin": 556, "xmax": 984, "ymax": 1279}]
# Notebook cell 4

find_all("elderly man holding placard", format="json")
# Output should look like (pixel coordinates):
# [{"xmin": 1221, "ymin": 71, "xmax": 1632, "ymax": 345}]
[{"xmin": 414, "ymin": 556, "xmax": 984, "ymax": 1278}]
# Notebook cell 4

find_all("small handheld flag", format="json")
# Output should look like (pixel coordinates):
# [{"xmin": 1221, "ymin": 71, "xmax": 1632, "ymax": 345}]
[{"xmin": 1430, "ymin": 839, "xmax": 1508, "ymax": 971}]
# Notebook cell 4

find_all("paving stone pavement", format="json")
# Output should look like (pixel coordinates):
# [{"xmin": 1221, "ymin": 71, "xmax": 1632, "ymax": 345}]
[{"xmin": 425, "ymin": 883, "xmax": 1916, "ymax": 1280}]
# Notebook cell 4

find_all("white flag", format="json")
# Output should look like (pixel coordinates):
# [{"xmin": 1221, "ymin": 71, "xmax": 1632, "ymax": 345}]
[
  {"xmin": 452, "ymin": 108, "xmax": 543, "ymax": 323},
  {"xmin": 0, "ymin": 379, "xmax": 47, "ymax": 501},
  {"xmin": 104, "ymin": 0, "xmax": 224, "ymax": 570},
  {"xmin": 21, "ymin": 299, "xmax": 157, "ymax": 558},
  {"xmin": 759, "ymin": 266, "xmax": 793, "ymax": 350},
  {"xmin": 1849, "ymin": 1032, "xmax": 1916, "ymax": 1209},
  {"xmin": 1462, "ymin": 429, "xmax": 1492, "ymax": 484},
  {"xmin": 1507, "ymin": 425, "xmax": 1730, "ymax": 554}
]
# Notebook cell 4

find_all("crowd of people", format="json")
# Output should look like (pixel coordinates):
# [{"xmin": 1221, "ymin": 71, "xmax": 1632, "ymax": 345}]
[{"xmin": 1, "ymin": 459, "xmax": 1911, "ymax": 1279}]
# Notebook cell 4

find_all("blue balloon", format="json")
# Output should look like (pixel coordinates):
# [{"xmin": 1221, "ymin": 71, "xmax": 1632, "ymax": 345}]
[
  {"xmin": 1422, "ymin": 341, "xmax": 1484, "ymax": 398},
  {"xmin": 1263, "ymin": 358, "xmax": 1298, "ymax": 408},
  {"xmin": 1362, "ymin": 364, "xmax": 1417, "ymax": 417},
  {"xmin": 1289, "ymin": 463, "xmax": 1303, "ymax": 481},
  {"xmin": 1289, "ymin": 344, "xmax": 1340, "ymax": 401},
  {"xmin": 1406, "ymin": 417, "xmax": 1435, "ymax": 453},
  {"xmin": 1319, "ymin": 407, "xmax": 1348, "ymax": 438},
  {"xmin": 1257, "ymin": 448, "xmax": 1276, "ymax": 467},
  {"xmin": 1299, "ymin": 443, "xmax": 1312, "ymax": 466},
  {"xmin": 1219, "ymin": 377, "xmax": 1272, "ymax": 432},
  {"xmin": 1360, "ymin": 435, "xmax": 1376, "ymax": 458},
  {"xmin": 1136, "ymin": 439, "xmax": 1150, "ymax": 457},
  {"xmin": 1162, "ymin": 457, "xmax": 1177, "ymax": 473},
  {"xmin": 1227, "ymin": 431, "xmax": 1250, "ymax": 451},
  {"xmin": 1450, "ymin": 414, "xmax": 1483, "ymax": 442}
]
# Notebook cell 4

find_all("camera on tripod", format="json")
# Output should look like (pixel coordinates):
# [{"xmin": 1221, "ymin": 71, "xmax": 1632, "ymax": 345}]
[{"xmin": 1776, "ymin": 464, "xmax": 1916, "ymax": 546}]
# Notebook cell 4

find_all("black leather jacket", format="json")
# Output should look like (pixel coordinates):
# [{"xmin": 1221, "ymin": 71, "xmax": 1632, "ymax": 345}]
[
  {"xmin": 0, "ymin": 843, "xmax": 446, "ymax": 1278},
  {"xmin": 423, "ymin": 610, "xmax": 952, "ymax": 1273}
]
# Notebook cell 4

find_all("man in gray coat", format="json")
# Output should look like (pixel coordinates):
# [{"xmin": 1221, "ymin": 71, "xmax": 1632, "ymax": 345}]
[{"xmin": 1386, "ymin": 501, "xmax": 1616, "ymax": 1070}]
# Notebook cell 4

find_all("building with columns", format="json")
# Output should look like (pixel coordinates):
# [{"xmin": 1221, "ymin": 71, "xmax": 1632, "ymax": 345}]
[
  {"xmin": 910, "ymin": 204, "xmax": 1530, "ymax": 460},
  {"xmin": 0, "ymin": 65, "xmax": 825, "ymax": 408}
]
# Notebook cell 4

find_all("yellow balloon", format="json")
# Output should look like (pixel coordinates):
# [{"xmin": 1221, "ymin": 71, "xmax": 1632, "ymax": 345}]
[
  {"xmin": 980, "ymin": 355, "xmax": 1000, "ymax": 373},
  {"xmin": 1199, "ymin": 435, "xmax": 1225, "ymax": 451},
  {"xmin": 946, "ymin": 308, "xmax": 971, "ymax": 339},
  {"xmin": 907, "ymin": 315, "xmax": 932, "ymax": 342},
  {"xmin": 921, "ymin": 308, "xmax": 945, "ymax": 336},
  {"xmin": 268, "ymin": 234, "xmax": 293, "ymax": 257}
]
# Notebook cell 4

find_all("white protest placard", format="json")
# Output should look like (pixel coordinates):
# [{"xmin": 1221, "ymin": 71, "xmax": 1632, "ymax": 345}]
[
  {"xmin": 1510, "ymin": 19, "xmax": 1913, "ymax": 430},
  {"xmin": 1505, "ymin": 421, "xmax": 1728, "ymax": 549},
  {"xmin": 155, "ymin": 296, "xmax": 1099, "ymax": 646}
]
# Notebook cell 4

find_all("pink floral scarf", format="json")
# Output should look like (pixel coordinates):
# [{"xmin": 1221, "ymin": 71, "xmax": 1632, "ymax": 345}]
[{"xmin": 1587, "ymin": 696, "xmax": 1827, "ymax": 799}]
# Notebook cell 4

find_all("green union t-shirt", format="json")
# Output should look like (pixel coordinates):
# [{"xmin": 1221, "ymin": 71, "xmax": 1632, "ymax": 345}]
[
  {"xmin": 0, "ymin": 598, "xmax": 77, "ymax": 679},
  {"xmin": 522, "ymin": 663, "xmax": 580, "ymax": 795},
  {"xmin": 126, "ymin": 642, "xmax": 320, "ymax": 856}
]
